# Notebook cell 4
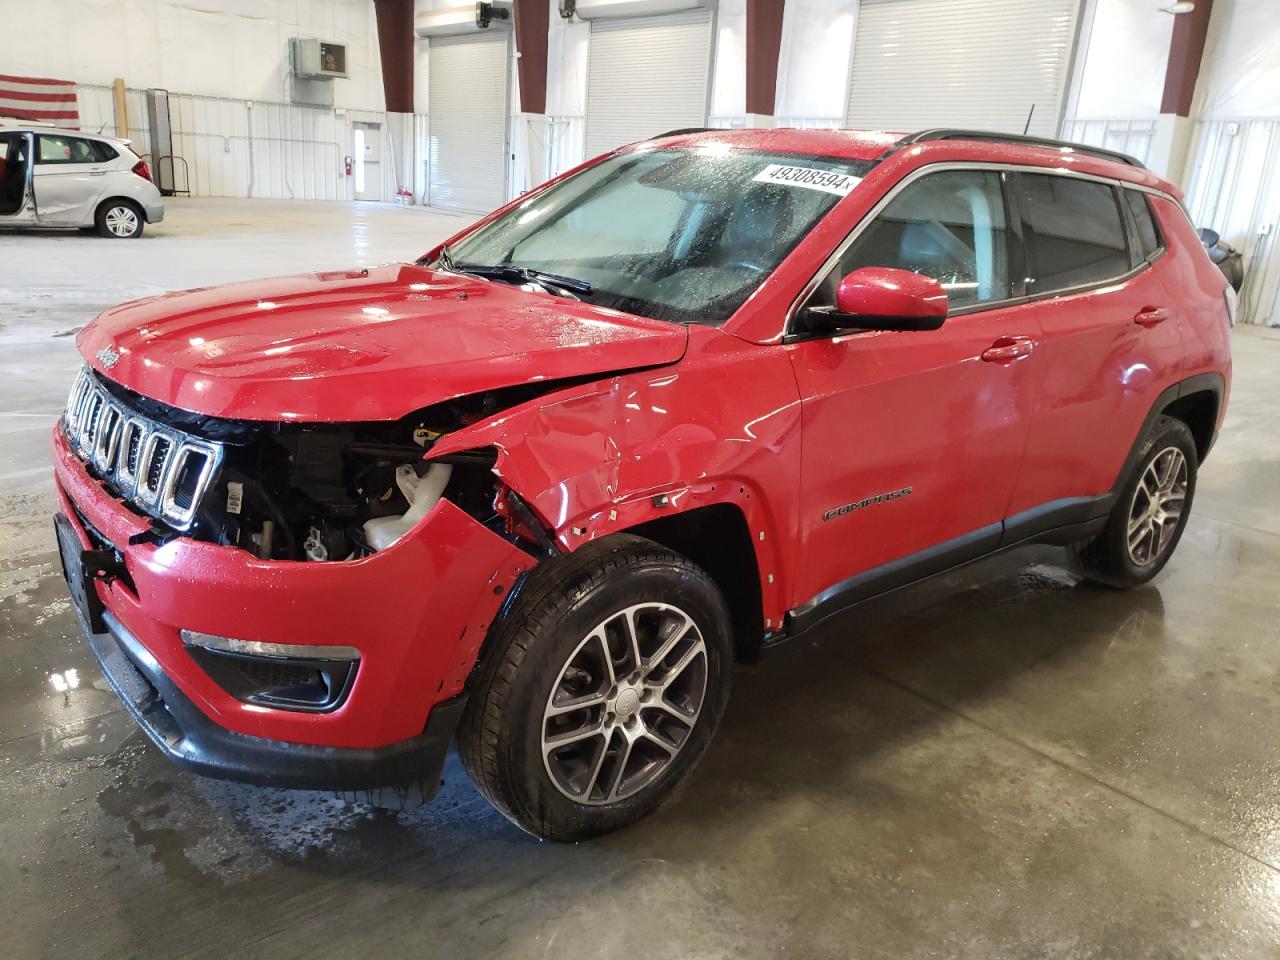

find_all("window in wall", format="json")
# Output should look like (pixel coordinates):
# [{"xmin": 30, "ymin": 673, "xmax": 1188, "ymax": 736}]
[
  {"xmin": 1123, "ymin": 189, "xmax": 1163, "ymax": 261},
  {"xmin": 812, "ymin": 169, "xmax": 1011, "ymax": 311},
  {"xmin": 1020, "ymin": 174, "xmax": 1131, "ymax": 293}
]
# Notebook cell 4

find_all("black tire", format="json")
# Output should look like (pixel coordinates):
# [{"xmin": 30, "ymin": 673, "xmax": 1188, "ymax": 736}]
[
  {"xmin": 458, "ymin": 534, "xmax": 733, "ymax": 841},
  {"xmin": 95, "ymin": 199, "xmax": 144, "ymax": 238},
  {"xmin": 1073, "ymin": 415, "xmax": 1198, "ymax": 588}
]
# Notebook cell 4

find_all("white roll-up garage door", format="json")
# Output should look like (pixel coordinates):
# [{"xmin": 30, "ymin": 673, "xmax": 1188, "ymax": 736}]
[
  {"xmin": 584, "ymin": 8, "xmax": 713, "ymax": 159},
  {"xmin": 428, "ymin": 32, "xmax": 509, "ymax": 213},
  {"xmin": 846, "ymin": 0, "xmax": 1082, "ymax": 138}
]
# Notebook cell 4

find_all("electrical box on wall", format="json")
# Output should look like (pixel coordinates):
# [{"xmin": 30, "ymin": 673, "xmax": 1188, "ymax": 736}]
[{"xmin": 291, "ymin": 38, "xmax": 348, "ymax": 80}]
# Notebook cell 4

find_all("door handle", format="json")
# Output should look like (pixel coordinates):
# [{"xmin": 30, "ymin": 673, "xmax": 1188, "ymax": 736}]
[
  {"xmin": 88, "ymin": 170, "xmax": 108, "ymax": 176},
  {"xmin": 1134, "ymin": 306, "xmax": 1170, "ymax": 327},
  {"xmin": 981, "ymin": 336, "xmax": 1036, "ymax": 363}
]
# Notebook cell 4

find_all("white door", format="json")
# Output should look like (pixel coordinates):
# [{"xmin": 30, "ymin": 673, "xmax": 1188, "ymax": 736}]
[
  {"xmin": 353, "ymin": 122, "xmax": 382, "ymax": 202},
  {"xmin": 845, "ymin": 0, "xmax": 1082, "ymax": 139},
  {"xmin": 32, "ymin": 133, "xmax": 111, "ymax": 224},
  {"xmin": 584, "ymin": 8, "xmax": 714, "ymax": 159},
  {"xmin": 0, "ymin": 133, "xmax": 33, "ymax": 221},
  {"xmin": 428, "ymin": 33, "xmax": 509, "ymax": 213}
]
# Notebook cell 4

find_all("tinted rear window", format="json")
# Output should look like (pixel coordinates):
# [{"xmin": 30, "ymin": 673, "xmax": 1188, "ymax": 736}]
[
  {"xmin": 1019, "ymin": 174, "xmax": 1131, "ymax": 294},
  {"xmin": 1123, "ymin": 189, "xmax": 1162, "ymax": 260}
]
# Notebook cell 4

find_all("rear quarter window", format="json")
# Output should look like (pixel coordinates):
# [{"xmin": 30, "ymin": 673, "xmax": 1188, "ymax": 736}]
[
  {"xmin": 1123, "ymin": 189, "xmax": 1163, "ymax": 261},
  {"xmin": 88, "ymin": 140, "xmax": 118, "ymax": 163},
  {"xmin": 1019, "ymin": 174, "xmax": 1131, "ymax": 294}
]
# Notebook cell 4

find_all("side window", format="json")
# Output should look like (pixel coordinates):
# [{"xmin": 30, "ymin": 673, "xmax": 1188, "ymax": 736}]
[
  {"xmin": 812, "ymin": 169, "xmax": 1011, "ymax": 311},
  {"xmin": 1019, "ymin": 174, "xmax": 1131, "ymax": 293},
  {"xmin": 88, "ymin": 140, "xmax": 117, "ymax": 163},
  {"xmin": 1123, "ymin": 189, "xmax": 1163, "ymax": 261},
  {"xmin": 36, "ymin": 135, "xmax": 106, "ymax": 165},
  {"xmin": 36, "ymin": 135, "xmax": 73, "ymax": 164}
]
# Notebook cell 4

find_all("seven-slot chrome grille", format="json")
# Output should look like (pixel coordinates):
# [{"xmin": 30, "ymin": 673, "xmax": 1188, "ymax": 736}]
[{"xmin": 63, "ymin": 366, "xmax": 222, "ymax": 530}]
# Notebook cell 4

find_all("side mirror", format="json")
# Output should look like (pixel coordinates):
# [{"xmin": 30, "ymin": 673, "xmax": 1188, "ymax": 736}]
[{"xmin": 801, "ymin": 267, "xmax": 948, "ymax": 334}]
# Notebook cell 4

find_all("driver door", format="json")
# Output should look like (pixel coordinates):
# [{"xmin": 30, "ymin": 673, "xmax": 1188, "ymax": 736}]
[
  {"xmin": 786, "ymin": 168, "xmax": 1041, "ymax": 614},
  {"xmin": 0, "ymin": 133, "xmax": 34, "ymax": 221}
]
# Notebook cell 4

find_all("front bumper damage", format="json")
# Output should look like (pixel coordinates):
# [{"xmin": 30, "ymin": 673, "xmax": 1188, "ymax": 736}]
[{"xmin": 52, "ymin": 426, "xmax": 533, "ymax": 801}]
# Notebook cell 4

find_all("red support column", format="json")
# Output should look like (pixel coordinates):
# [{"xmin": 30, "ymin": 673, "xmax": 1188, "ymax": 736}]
[
  {"xmin": 373, "ymin": 0, "xmax": 415, "ymax": 114},
  {"xmin": 745, "ymin": 0, "xmax": 786, "ymax": 117},
  {"xmin": 1161, "ymin": 0, "xmax": 1214, "ymax": 117},
  {"xmin": 514, "ymin": 0, "xmax": 550, "ymax": 115}
]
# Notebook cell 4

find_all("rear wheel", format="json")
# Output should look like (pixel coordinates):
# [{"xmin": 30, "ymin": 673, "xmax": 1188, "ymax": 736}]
[
  {"xmin": 458, "ymin": 535, "xmax": 732, "ymax": 841},
  {"xmin": 1073, "ymin": 415, "xmax": 1197, "ymax": 588},
  {"xmin": 95, "ymin": 199, "xmax": 144, "ymax": 238}
]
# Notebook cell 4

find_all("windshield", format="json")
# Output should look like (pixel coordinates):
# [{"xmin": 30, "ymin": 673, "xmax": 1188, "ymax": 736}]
[{"xmin": 441, "ymin": 147, "xmax": 872, "ymax": 325}]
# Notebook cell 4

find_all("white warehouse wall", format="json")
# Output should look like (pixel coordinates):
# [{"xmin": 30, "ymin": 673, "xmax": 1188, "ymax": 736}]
[
  {"xmin": 2, "ymin": 0, "xmax": 385, "ymax": 110},
  {"xmin": 1181, "ymin": 0, "xmax": 1280, "ymax": 326},
  {"xmin": 1059, "ymin": 0, "xmax": 1174, "ymax": 167},
  {"xmin": 775, "ymin": 0, "xmax": 856, "ymax": 126},
  {"xmin": 1192, "ymin": 0, "xmax": 1280, "ymax": 119},
  {"xmin": 1070, "ymin": 0, "xmax": 1173, "ymax": 119},
  {"xmin": 1, "ymin": 0, "xmax": 395, "ymax": 202}
]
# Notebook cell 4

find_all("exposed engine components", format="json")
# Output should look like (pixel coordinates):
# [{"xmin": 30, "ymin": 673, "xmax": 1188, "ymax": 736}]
[{"xmin": 363, "ymin": 462, "xmax": 454, "ymax": 551}]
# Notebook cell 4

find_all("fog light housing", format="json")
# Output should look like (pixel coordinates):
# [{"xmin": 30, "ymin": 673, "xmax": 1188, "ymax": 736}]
[{"xmin": 181, "ymin": 630, "xmax": 359, "ymax": 713}]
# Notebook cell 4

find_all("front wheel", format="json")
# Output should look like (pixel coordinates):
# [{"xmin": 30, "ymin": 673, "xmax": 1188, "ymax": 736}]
[
  {"xmin": 96, "ymin": 199, "xmax": 144, "ymax": 238},
  {"xmin": 458, "ymin": 535, "xmax": 733, "ymax": 841},
  {"xmin": 1073, "ymin": 415, "xmax": 1198, "ymax": 588}
]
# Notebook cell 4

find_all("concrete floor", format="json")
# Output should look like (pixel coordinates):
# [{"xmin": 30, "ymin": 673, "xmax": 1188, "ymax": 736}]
[{"xmin": 3, "ymin": 197, "xmax": 1280, "ymax": 959}]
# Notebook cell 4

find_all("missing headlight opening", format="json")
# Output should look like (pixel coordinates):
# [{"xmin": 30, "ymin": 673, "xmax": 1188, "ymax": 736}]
[
  {"xmin": 76, "ymin": 373, "xmax": 563, "ymax": 562},
  {"xmin": 211, "ymin": 405, "xmax": 517, "ymax": 562},
  {"xmin": 208, "ymin": 423, "xmax": 506, "ymax": 562}
]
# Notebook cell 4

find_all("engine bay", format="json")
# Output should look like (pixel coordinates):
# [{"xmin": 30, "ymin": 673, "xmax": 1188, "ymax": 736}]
[{"xmin": 89, "ymin": 372, "xmax": 561, "ymax": 562}]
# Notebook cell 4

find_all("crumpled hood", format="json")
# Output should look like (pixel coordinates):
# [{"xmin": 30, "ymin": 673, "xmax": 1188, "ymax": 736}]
[{"xmin": 77, "ymin": 263, "xmax": 689, "ymax": 422}]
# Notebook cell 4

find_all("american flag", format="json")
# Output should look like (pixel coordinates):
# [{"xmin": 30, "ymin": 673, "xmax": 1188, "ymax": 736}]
[{"xmin": 0, "ymin": 74, "xmax": 79, "ymax": 126}]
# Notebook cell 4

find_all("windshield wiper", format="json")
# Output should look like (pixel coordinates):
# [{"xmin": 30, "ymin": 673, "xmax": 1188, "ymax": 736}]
[{"xmin": 451, "ymin": 263, "xmax": 593, "ymax": 297}]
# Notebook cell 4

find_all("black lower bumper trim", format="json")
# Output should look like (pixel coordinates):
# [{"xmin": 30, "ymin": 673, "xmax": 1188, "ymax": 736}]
[{"xmin": 83, "ymin": 611, "xmax": 464, "ymax": 798}]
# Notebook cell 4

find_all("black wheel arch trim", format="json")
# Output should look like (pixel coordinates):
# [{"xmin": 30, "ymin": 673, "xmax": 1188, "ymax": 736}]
[{"xmin": 1114, "ymin": 372, "xmax": 1224, "ymax": 481}]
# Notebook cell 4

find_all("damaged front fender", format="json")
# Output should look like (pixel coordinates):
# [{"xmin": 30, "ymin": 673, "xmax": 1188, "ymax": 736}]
[{"xmin": 427, "ymin": 326, "xmax": 805, "ymax": 631}]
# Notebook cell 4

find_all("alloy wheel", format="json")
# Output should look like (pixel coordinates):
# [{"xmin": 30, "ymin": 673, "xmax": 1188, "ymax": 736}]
[
  {"xmin": 541, "ymin": 602, "xmax": 708, "ymax": 805},
  {"xmin": 105, "ymin": 205, "xmax": 139, "ymax": 237},
  {"xmin": 1126, "ymin": 446, "xmax": 1188, "ymax": 566}
]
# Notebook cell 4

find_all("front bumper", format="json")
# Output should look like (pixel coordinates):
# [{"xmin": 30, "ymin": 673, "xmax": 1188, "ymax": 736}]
[
  {"xmin": 52, "ymin": 424, "xmax": 532, "ymax": 790},
  {"xmin": 84, "ymin": 607, "xmax": 465, "ymax": 798}
]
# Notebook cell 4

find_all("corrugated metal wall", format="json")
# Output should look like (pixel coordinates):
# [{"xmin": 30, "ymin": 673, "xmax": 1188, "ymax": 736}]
[
  {"xmin": 1060, "ymin": 118, "xmax": 1157, "ymax": 167},
  {"xmin": 1183, "ymin": 119, "xmax": 1280, "ymax": 327},
  {"xmin": 75, "ymin": 83, "xmax": 426, "ymax": 203}
]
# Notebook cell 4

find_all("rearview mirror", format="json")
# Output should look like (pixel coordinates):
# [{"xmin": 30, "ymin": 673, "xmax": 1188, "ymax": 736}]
[{"xmin": 801, "ymin": 267, "xmax": 948, "ymax": 334}]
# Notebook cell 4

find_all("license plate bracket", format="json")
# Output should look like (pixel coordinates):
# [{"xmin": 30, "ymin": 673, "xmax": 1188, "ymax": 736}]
[{"xmin": 54, "ymin": 512, "xmax": 110, "ymax": 634}]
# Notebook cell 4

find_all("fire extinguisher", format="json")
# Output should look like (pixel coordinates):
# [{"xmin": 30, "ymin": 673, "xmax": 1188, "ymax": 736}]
[{"xmin": 344, "ymin": 156, "xmax": 352, "ymax": 176}]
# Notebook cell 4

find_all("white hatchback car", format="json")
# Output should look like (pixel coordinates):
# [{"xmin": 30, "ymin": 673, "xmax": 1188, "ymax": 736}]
[{"xmin": 0, "ymin": 125, "xmax": 164, "ymax": 238}]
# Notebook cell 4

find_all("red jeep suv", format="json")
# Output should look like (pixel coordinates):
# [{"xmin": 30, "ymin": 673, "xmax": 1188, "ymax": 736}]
[{"xmin": 54, "ymin": 128, "xmax": 1233, "ymax": 840}]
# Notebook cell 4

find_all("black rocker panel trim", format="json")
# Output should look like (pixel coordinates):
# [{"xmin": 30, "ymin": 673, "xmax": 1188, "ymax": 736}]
[{"xmin": 781, "ymin": 372, "xmax": 1223, "ymax": 640}]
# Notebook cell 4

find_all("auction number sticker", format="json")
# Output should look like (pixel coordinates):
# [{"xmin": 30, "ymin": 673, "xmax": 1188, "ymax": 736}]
[{"xmin": 751, "ymin": 164, "xmax": 860, "ymax": 197}]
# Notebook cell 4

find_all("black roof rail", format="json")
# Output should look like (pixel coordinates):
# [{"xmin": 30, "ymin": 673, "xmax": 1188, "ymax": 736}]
[
  {"xmin": 650, "ymin": 127, "xmax": 714, "ymax": 140},
  {"xmin": 887, "ymin": 128, "xmax": 1147, "ymax": 170}
]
